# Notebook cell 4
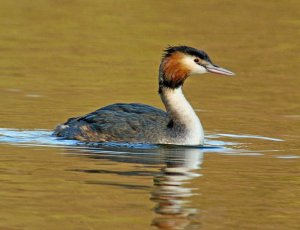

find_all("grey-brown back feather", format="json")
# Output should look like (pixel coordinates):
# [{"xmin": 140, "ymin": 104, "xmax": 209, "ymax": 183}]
[{"xmin": 54, "ymin": 103, "xmax": 169, "ymax": 143}]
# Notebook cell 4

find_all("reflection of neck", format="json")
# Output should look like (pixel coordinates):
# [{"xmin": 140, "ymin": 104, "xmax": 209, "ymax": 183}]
[
  {"xmin": 151, "ymin": 147, "xmax": 203, "ymax": 229},
  {"xmin": 160, "ymin": 86, "xmax": 204, "ymax": 145}
]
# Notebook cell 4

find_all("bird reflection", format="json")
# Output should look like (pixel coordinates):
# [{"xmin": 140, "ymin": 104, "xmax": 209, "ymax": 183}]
[
  {"xmin": 151, "ymin": 146, "xmax": 203, "ymax": 230},
  {"xmin": 63, "ymin": 144, "xmax": 204, "ymax": 229}
]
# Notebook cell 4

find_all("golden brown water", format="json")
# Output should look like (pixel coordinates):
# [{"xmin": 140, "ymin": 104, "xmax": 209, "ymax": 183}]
[{"xmin": 0, "ymin": 0, "xmax": 299, "ymax": 229}]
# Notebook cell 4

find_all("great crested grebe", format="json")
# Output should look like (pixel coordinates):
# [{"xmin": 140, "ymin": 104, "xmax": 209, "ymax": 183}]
[{"xmin": 54, "ymin": 46, "xmax": 234, "ymax": 145}]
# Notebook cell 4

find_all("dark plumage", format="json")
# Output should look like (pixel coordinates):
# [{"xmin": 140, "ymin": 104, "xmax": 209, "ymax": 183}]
[
  {"xmin": 163, "ymin": 45, "xmax": 212, "ymax": 63},
  {"xmin": 54, "ymin": 103, "xmax": 169, "ymax": 143}
]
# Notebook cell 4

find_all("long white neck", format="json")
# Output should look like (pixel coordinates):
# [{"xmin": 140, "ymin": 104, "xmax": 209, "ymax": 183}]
[{"xmin": 160, "ymin": 87, "xmax": 204, "ymax": 145}]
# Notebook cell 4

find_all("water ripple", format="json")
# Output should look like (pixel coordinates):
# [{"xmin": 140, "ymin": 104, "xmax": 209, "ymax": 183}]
[{"xmin": 0, "ymin": 128, "xmax": 284, "ymax": 155}]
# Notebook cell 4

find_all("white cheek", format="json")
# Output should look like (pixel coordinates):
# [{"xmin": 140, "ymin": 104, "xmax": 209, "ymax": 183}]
[
  {"xmin": 192, "ymin": 64, "xmax": 207, "ymax": 74},
  {"xmin": 182, "ymin": 56, "xmax": 208, "ymax": 75}
]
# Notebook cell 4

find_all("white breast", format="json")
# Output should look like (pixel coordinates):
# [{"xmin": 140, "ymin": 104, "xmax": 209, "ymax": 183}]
[{"xmin": 161, "ymin": 87, "xmax": 204, "ymax": 145}]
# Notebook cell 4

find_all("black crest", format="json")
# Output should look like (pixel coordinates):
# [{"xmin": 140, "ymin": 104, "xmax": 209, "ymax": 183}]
[{"xmin": 163, "ymin": 45, "xmax": 212, "ymax": 63}]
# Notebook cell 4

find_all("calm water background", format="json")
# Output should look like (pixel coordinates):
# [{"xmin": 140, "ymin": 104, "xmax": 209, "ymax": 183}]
[{"xmin": 0, "ymin": 1, "xmax": 299, "ymax": 229}]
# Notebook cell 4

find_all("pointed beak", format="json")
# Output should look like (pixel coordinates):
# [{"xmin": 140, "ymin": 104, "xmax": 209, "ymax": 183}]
[{"xmin": 206, "ymin": 63, "xmax": 235, "ymax": 76}]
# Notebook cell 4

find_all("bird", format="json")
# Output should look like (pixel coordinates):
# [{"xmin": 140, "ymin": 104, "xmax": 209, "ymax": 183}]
[{"xmin": 54, "ymin": 45, "xmax": 234, "ymax": 146}]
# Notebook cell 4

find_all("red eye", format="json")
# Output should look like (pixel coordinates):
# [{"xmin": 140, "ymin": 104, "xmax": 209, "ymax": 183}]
[{"xmin": 194, "ymin": 58, "xmax": 200, "ymax": 63}]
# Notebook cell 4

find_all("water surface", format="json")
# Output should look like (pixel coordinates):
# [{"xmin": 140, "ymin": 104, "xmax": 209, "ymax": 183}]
[{"xmin": 0, "ymin": 1, "xmax": 299, "ymax": 229}]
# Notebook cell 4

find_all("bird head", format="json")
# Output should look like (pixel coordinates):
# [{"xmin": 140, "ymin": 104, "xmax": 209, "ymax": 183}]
[{"xmin": 159, "ymin": 45, "xmax": 234, "ymax": 89}]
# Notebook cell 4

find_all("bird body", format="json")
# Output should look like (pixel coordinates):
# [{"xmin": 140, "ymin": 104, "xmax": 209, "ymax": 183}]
[
  {"xmin": 54, "ymin": 46, "xmax": 234, "ymax": 145},
  {"xmin": 55, "ymin": 103, "xmax": 169, "ymax": 143}
]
